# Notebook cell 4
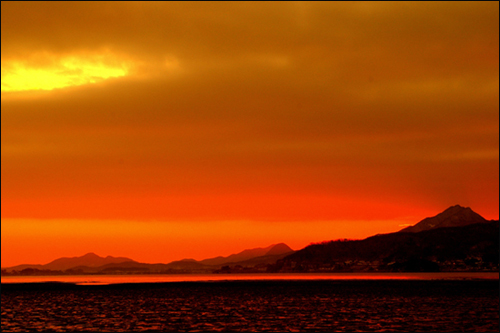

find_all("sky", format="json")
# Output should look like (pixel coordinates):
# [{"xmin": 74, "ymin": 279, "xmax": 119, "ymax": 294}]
[{"xmin": 1, "ymin": 1, "xmax": 498, "ymax": 267}]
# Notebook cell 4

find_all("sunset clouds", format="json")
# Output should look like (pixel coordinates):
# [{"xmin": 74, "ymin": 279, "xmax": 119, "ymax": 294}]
[{"xmin": 1, "ymin": 2, "xmax": 498, "ymax": 266}]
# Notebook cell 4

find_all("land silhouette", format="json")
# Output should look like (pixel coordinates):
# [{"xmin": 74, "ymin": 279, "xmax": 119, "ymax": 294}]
[
  {"xmin": 398, "ymin": 205, "xmax": 490, "ymax": 233},
  {"xmin": 2, "ymin": 205, "xmax": 498, "ymax": 276}
]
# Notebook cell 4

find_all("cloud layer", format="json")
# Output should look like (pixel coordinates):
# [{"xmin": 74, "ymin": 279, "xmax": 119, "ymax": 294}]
[{"xmin": 1, "ymin": 2, "xmax": 498, "ymax": 265}]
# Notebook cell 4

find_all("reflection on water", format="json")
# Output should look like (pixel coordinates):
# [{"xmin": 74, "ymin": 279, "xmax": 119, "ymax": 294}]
[
  {"xmin": 2, "ymin": 279, "xmax": 498, "ymax": 332},
  {"xmin": 1, "ymin": 272, "xmax": 498, "ymax": 285}
]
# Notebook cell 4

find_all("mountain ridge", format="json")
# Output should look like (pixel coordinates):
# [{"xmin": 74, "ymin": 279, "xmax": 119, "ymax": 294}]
[
  {"xmin": 2, "ymin": 205, "xmax": 497, "ymax": 275},
  {"xmin": 2, "ymin": 243, "xmax": 295, "ymax": 274},
  {"xmin": 398, "ymin": 205, "xmax": 489, "ymax": 233},
  {"xmin": 198, "ymin": 243, "xmax": 293, "ymax": 266},
  {"xmin": 4, "ymin": 253, "xmax": 137, "ymax": 272},
  {"xmin": 272, "ymin": 220, "xmax": 498, "ymax": 273}
]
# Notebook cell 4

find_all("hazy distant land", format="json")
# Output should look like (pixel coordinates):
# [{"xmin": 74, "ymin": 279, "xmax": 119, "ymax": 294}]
[{"xmin": 2, "ymin": 205, "xmax": 498, "ymax": 276}]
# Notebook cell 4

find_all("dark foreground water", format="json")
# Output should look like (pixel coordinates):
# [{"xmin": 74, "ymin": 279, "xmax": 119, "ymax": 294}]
[{"xmin": 2, "ymin": 280, "xmax": 499, "ymax": 332}]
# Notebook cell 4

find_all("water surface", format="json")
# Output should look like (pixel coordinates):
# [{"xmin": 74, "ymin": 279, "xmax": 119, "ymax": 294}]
[
  {"xmin": 2, "ymin": 272, "xmax": 498, "ymax": 285},
  {"xmin": 2, "ymin": 279, "xmax": 498, "ymax": 332}
]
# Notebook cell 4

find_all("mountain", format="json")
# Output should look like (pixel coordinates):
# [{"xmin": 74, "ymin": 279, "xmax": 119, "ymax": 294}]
[
  {"xmin": 43, "ymin": 252, "xmax": 136, "ymax": 271},
  {"xmin": 199, "ymin": 243, "xmax": 293, "ymax": 266},
  {"xmin": 1, "ymin": 264, "xmax": 44, "ymax": 272},
  {"xmin": 58, "ymin": 246, "xmax": 295, "ymax": 275},
  {"xmin": 399, "ymin": 205, "xmax": 489, "ymax": 233},
  {"xmin": 6, "ymin": 205, "xmax": 496, "ymax": 275},
  {"xmin": 272, "ymin": 206, "xmax": 499, "ymax": 273},
  {"xmin": 264, "ymin": 243, "xmax": 293, "ymax": 256},
  {"xmin": 222, "ymin": 250, "xmax": 294, "ymax": 268},
  {"xmin": 4, "ymin": 253, "xmax": 136, "ymax": 273},
  {"xmin": 2, "ymin": 244, "xmax": 295, "ymax": 275},
  {"xmin": 211, "ymin": 243, "xmax": 295, "ymax": 272}
]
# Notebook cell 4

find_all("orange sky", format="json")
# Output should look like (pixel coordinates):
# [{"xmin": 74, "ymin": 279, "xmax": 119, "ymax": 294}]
[{"xmin": 1, "ymin": 1, "xmax": 499, "ymax": 267}]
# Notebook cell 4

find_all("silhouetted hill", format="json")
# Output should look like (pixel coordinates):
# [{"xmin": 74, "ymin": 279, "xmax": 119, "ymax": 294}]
[
  {"xmin": 43, "ymin": 253, "xmax": 136, "ymax": 271},
  {"xmin": 265, "ymin": 243, "xmax": 293, "ymax": 256},
  {"xmin": 4, "ymin": 206, "xmax": 496, "ymax": 275},
  {"xmin": 4, "ymin": 253, "xmax": 136, "ymax": 273},
  {"xmin": 399, "ymin": 205, "xmax": 489, "ymax": 233},
  {"xmin": 2, "ymin": 244, "xmax": 295, "ymax": 275},
  {"xmin": 2, "ymin": 264, "xmax": 44, "ymax": 272},
  {"xmin": 222, "ymin": 251, "xmax": 295, "ymax": 268},
  {"xmin": 199, "ymin": 244, "xmax": 293, "ymax": 266},
  {"xmin": 274, "ymin": 220, "xmax": 499, "ymax": 272}
]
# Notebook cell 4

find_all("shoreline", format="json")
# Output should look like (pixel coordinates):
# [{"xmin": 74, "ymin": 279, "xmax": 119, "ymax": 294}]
[{"xmin": 2, "ymin": 277, "xmax": 499, "ymax": 291}]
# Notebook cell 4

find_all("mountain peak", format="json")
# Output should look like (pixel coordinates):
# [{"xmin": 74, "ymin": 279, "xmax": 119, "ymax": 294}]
[
  {"xmin": 199, "ymin": 243, "xmax": 293, "ymax": 266},
  {"xmin": 41, "ymin": 253, "xmax": 134, "ymax": 271},
  {"xmin": 265, "ymin": 243, "xmax": 294, "ymax": 256},
  {"xmin": 399, "ymin": 205, "xmax": 488, "ymax": 233},
  {"xmin": 444, "ymin": 204, "xmax": 471, "ymax": 213}
]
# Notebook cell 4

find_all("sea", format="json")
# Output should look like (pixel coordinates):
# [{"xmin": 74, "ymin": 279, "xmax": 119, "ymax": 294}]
[{"xmin": 2, "ymin": 273, "xmax": 499, "ymax": 332}]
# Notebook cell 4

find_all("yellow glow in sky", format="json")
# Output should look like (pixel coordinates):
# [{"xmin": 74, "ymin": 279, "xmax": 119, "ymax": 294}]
[{"xmin": 1, "ymin": 54, "xmax": 129, "ymax": 92}]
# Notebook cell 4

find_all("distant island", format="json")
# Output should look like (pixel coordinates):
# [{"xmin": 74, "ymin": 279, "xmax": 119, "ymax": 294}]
[{"xmin": 2, "ymin": 205, "xmax": 498, "ymax": 276}]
